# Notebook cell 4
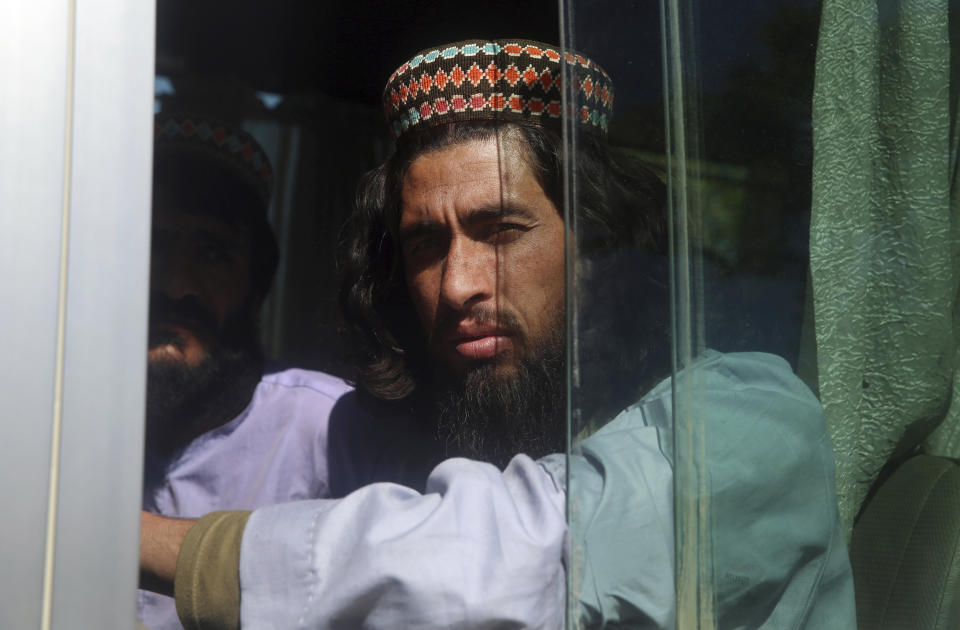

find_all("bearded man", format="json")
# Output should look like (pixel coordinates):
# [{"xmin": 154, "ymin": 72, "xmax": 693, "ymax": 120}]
[
  {"xmin": 140, "ymin": 44, "xmax": 855, "ymax": 630},
  {"xmin": 140, "ymin": 115, "xmax": 374, "ymax": 630}
]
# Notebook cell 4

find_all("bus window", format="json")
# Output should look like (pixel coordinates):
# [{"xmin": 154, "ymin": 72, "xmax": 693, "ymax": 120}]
[
  {"xmin": 561, "ymin": 0, "xmax": 858, "ymax": 628},
  {"xmin": 11, "ymin": 0, "xmax": 949, "ymax": 626}
]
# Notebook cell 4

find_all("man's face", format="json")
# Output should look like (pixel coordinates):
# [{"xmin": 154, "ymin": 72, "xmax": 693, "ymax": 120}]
[
  {"xmin": 399, "ymin": 135, "xmax": 566, "ymax": 379},
  {"xmin": 148, "ymin": 203, "xmax": 256, "ymax": 366}
]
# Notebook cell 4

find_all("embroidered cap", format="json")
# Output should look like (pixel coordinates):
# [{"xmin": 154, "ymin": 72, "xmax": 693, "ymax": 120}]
[
  {"xmin": 383, "ymin": 39, "xmax": 614, "ymax": 140},
  {"xmin": 154, "ymin": 113, "xmax": 274, "ymax": 206}
]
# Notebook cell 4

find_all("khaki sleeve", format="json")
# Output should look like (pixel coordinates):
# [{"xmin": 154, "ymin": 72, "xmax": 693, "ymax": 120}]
[{"xmin": 175, "ymin": 510, "xmax": 252, "ymax": 630}]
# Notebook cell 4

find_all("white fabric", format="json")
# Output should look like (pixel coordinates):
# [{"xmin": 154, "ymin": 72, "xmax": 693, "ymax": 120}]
[{"xmin": 242, "ymin": 457, "xmax": 568, "ymax": 629}]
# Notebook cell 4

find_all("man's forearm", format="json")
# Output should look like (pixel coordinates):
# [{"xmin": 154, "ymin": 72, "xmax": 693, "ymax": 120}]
[
  {"xmin": 236, "ymin": 456, "xmax": 568, "ymax": 628},
  {"xmin": 140, "ymin": 511, "xmax": 196, "ymax": 596}
]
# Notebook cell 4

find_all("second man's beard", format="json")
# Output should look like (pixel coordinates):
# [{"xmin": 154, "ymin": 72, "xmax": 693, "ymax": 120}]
[
  {"xmin": 145, "ymin": 317, "xmax": 264, "ymax": 456},
  {"xmin": 431, "ymin": 334, "xmax": 566, "ymax": 470}
]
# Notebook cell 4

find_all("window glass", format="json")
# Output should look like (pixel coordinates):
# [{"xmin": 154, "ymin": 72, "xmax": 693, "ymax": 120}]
[
  {"xmin": 563, "ymin": 0, "xmax": 960, "ymax": 628},
  {"xmin": 153, "ymin": 2, "xmax": 563, "ymax": 375},
  {"xmin": 556, "ymin": 5, "xmax": 676, "ymax": 626},
  {"xmin": 145, "ymin": 4, "xmax": 567, "ymax": 629},
  {"xmin": 144, "ymin": 0, "xmax": 960, "ymax": 627},
  {"xmin": 562, "ymin": 0, "xmax": 861, "ymax": 628}
]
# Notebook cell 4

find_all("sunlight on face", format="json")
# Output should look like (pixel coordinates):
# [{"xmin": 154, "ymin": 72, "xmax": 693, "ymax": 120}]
[{"xmin": 399, "ymin": 134, "xmax": 566, "ymax": 377}]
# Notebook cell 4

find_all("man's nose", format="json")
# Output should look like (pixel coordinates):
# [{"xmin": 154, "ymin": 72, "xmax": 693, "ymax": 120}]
[
  {"xmin": 151, "ymin": 254, "xmax": 201, "ymax": 302},
  {"xmin": 438, "ymin": 236, "xmax": 497, "ymax": 311}
]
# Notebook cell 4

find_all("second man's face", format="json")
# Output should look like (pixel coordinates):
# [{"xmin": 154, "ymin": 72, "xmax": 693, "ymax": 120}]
[
  {"xmin": 148, "ymin": 203, "xmax": 255, "ymax": 367},
  {"xmin": 399, "ymin": 134, "xmax": 566, "ymax": 379}
]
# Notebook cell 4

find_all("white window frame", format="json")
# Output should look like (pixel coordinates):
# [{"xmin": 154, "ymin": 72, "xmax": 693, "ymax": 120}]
[{"xmin": 0, "ymin": 0, "xmax": 155, "ymax": 627}]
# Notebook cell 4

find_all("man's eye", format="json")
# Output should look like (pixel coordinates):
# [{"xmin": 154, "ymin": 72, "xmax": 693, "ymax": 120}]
[
  {"xmin": 200, "ymin": 245, "xmax": 231, "ymax": 264},
  {"xmin": 487, "ymin": 223, "xmax": 528, "ymax": 243}
]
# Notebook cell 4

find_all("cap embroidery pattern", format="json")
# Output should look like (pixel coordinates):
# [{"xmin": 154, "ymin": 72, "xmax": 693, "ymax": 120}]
[
  {"xmin": 155, "ymin": 114, "xmax": 274, "ymax": 203},
  {"xmin": 383, "ymin": 40, "xmax": 614, "ymax": 139}
]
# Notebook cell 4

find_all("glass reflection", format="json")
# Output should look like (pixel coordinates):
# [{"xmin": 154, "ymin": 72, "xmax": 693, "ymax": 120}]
[
  {"xmin": 563, "ymin": 0, "xmax": 855, "ymax": 628},
  {"xmin": 136, "ymin": 0, "xmax": 941, "ymax": 625}
]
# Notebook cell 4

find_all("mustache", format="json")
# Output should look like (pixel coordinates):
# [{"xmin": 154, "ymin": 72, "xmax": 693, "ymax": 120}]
[
  {"xmin": 432, "ymin": 305, "xmax": 524, "ymax": 339},
  {"xmin": 148, "ymin": 294, "xmax": 218, "ymax": 340}
]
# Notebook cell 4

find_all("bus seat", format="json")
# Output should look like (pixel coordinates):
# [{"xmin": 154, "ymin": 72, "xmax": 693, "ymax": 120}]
[{"xmin": 850, "ymin": 455, "xmax": 960, "ymax": 629}]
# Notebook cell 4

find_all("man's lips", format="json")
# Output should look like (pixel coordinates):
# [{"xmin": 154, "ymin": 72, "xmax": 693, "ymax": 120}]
[
  {"xmin": 151, "ymin": 316, "xmax": 207, "ymax": 335},
  {"xmin": 148, "ymin": 317, "xmax": 210, "ymax": 351},
  {"xmin": 447, "ymin": 323, "xmax": 515, "ymax": 360},
  {"xmin": 454, "ymin": 335, "xmax": 513, "ymax": 359}
]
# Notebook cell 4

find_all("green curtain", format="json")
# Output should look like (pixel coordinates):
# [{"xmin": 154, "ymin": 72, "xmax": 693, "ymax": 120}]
[{"xmin": 811, "ymin": 0, "xmax": 960, "ymax": 538}]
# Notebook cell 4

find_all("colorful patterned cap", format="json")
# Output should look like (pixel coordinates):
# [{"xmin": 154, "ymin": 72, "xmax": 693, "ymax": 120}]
[
  {"xmin": 383, "ymin": 39, "xmax": 614, "ymax": 140},
  {"xmin": 154, "ymin": 113, "xmax": 274, "ymax": 206}
]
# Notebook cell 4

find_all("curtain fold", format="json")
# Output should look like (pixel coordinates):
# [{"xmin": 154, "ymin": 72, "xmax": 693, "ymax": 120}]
[{"xmin": 811, "ymin": 0, "xmax": 960, "ymax": 537}]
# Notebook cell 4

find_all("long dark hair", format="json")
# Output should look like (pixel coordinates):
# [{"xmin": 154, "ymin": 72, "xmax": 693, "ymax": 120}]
[{"xmin": 338, "ymin": 120, "xmax": 669, "ymax": 424}]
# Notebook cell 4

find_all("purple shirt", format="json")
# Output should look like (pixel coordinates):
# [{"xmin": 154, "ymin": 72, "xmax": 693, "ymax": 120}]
[{"xmin": 138, "ymin": 367, "xmax": 354, "ymax": 630}]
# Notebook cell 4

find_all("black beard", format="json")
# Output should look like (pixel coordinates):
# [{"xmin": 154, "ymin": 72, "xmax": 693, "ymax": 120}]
[
  {"xmin": 145, "ymin": 316, "xmax": 263, "ymax": 456},
  {"xmin": 431, "ymin": 344, "xmax": 566, "ymax": 470}
]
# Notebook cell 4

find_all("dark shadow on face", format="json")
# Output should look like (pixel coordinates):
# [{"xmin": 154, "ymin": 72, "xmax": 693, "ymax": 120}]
[
  {"xmin": 145, "ymin": 294, "xmax": 264, "ymax": 454},
  {"xmin": 146, "ymin": 154, "xmax": 270, "ymax": 454},
  {"xmin": 148, "ymin": 294, "xmax": 219, "ymax": 353}
]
